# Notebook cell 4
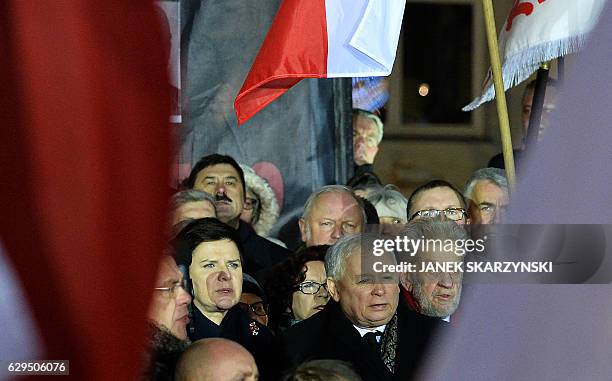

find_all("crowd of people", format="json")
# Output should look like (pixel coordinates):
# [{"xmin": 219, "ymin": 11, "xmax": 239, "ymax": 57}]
[
  {"xmin": 137, "ymin": 80, "xmax": 552, "ymax": 380},
  {"xmin": 141, "ymin": 128, "xmax": 512, "ymax": 380}
]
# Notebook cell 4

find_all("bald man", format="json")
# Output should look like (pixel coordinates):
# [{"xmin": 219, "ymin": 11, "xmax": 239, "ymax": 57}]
[{"xmin": 175, "ymin": 338, "xmax": 258, "ymax": 381}]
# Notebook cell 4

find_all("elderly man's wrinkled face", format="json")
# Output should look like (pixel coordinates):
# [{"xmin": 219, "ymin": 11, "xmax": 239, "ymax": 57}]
[
  {"xmin": 328, "ymin": 248, "xmax": 400, "ymax": 328},
  {"xmin": 193, "ymin": 164, "xmax": 244, "ymax": 227},
  {"xmin": 409, "ymin": 186, "xmax": 467, "ymax": 225},
  {"xmin": 299, "ymin": 192, "xmax": 364, "ymax": 247},
  {"xmin": 353, "ymin": 115, "xmax": 380, "ymax": 166},
  {"xmin": 148, "ymin": 256, "xmax": 192, "ymax": 340},
  {"xmin": 401, "ymin": 249, "xmax": 463, "ymax": 318},
  {"xmin": 189, "ymin": 239, "xmax": 243, "ymax": 318},
  {"xmin": 291, "ymin": 260, "xmax": 330, "ymax": 321},
  {"xmin": 173, "ymin": 200, "xmax": 216, "ymax": 225},
  {"xmin": 467, "ymin": 180, "xmax": 509, "ymax": 225}
]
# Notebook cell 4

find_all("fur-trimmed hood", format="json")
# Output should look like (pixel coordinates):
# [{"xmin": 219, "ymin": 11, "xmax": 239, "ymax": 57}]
[{"xmin": 240, "ymin": 164, "xmax": 280, "ymax": 237}]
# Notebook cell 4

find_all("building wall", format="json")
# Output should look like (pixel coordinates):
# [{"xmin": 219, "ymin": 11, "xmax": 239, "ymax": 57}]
[{"xmin": 373, "ymin": 0, "xmax": 524, "ymax": 195}]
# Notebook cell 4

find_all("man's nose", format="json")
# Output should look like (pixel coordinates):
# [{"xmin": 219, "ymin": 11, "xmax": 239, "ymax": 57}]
[
  {"xmin": 176, "ymin": 286, "xmax": 192, "ymax": 305},
  {"xmin": 215, "ymin": 183, "xmax": 226, "ymax": 195},
  {"xmin": 354, "ymin": 135, "xmax": 366, "ymax": 147},
  {"xmin": 494, "ymin": 205, "xmax": 506, "ymax": 224},
  {"xmin": 218, "ymin": 269, "xmax": 231, "ymax": 281},
  {"xmin": 438, "ymin": 273, "xmax": 454, "ymax": 288},
  {"xmin": 371, "ymin": 283, "xmax": 385, "ymax": 296},
  {"xmin": 331, "ymin": 224, "xmax": 343, "ymax": 239},
  {"xmin": 317, "ymin": 285, "xmax": 329, "ymax": 299},
  {"xmin": 493, "ymin": 210, "xmax": 502, "ymax": 224}
]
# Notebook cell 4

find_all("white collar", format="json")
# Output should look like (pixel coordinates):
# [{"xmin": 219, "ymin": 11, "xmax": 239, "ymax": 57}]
[
  {"xmin": 441, "ymin": 315, "xmax": 451, "ymax": 323},
  {"xmin": 353, "ymin": 324, "xmax": 386, "ymax": 337}
]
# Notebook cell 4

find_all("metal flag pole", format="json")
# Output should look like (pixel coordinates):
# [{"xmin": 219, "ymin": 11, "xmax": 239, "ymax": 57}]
[
  {"xmin": 481, "ymin": 0, "xmax": 516, "ymax": 190},
  {"xmin": 525, "ymin": 62, "xmax": 550, "ymax": 150}
]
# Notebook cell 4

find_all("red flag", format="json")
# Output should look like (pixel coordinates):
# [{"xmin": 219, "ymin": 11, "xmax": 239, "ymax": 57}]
[
  {"xmin": 0, "ymin": 1, "xmax": 171, "ymax": 379},
  {"xmin": 234, "ymin": 0, "xmax": 406, "ymax": 125}
]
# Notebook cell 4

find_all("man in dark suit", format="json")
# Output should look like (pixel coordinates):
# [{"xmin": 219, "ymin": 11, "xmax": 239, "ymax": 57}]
[
  {"xmin": 281, "ymin": 233, "xmax": 440, "ymax": 381},
  {"xmin": 182, "ymin": 154, "xmax": 289, "ymax": 276}
]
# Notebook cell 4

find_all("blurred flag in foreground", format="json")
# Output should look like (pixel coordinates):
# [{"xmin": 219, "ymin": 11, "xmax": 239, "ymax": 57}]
[
  {"xmin": 234, "ymin": 0, "xmax": 406, "ymax": 124},
  {"xmin": 464, "ymin": 0, "xmax": 605, "ymax": 111},
  {"xmin": 0, "ymin": 1, "xmax": 171, "ymax": 379}
]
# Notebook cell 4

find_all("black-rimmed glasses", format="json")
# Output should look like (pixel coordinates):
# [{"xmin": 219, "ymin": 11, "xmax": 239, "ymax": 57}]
[
  {"xmin": 238, "ymin": 301, "xmax": 268, "ymax": 316},
  {"xmin": 295, "ymin": 281, "xmax": 328, "ymax": 295},
  {"xmin": 409, "ymin": 208, "xmax": 466, "ymax": 222}
]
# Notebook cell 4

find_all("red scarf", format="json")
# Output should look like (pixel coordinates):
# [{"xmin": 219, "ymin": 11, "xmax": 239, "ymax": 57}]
[{"xmin": 401, "ymin": 287, "xmax": 422, "ymax": 314}]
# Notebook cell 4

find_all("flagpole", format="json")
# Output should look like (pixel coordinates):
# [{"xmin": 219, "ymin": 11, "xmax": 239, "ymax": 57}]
[
  {"xmin": 481, "ymin": 0, "xmax": 516, "ymax": 190},
  {"xmin": 557, "ymin": 57, "xmax": 565, "ymax": 87},
  {"xmin": 525, "ymin": 62, "xmax": 550, "ymax": 149}
]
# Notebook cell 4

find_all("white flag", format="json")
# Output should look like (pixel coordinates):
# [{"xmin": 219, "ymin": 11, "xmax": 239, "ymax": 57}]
[{"xmin": 464, "ymin": 0, "xmax": 606, "ymax": 111}]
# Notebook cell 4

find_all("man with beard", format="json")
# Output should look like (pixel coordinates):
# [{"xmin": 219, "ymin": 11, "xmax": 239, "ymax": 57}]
[
  {"xmin": 399, "ymin": 219, "xmax": 466, "ymax": 321},
  {"xmin": 182, "ymin": 154, "xmax": 289, "ymax": 275},
  {"xmin": 142, "ymin": 255, "xmax": 192, "ymax": 381}
]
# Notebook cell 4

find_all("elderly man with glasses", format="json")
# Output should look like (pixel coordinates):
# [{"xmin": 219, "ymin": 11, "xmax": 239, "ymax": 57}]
[
  {"xmin": 398, "ymin": 219, "xmax": 467, "ymax": 321},
  {"xmin": 142, "ymin": 255, "xmax": 192, "ymax": 380},
  {"xmin": 406, "ymin": 180, "xmax": 468, "ymax": 225}
]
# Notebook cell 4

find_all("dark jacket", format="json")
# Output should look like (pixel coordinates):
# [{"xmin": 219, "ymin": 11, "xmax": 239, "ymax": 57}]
[
  {"xmin": 280, "ymin": 299, "xmax": 446, "ymax": 381},
  {"xmin": 238, "ymin": 220, "xmax": 289, "ymax": 276},
  {"xmin": 190, "ymin": 304, "xmax": 279, "ymax": 380}
]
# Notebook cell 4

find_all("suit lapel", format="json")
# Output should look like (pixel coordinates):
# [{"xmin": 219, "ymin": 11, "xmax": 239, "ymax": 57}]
[{"xmin": 327, "ymin": 302, "xmax": 394, "ymax": 381}]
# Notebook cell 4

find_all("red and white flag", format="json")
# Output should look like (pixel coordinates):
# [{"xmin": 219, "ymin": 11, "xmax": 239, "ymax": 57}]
[
  {"xmin": 234, "ymin": 0, "xmax": 406, "ymax": 125},
  {"xmin": 464, "ymin": 0, "xmax": 606, "ymax": 111}
]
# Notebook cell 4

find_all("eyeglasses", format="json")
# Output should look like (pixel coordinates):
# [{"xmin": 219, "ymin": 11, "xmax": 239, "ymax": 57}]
[
  {"xmin": 154, "ymin": 281, "xmax": 186, "ymax": 298},
  {"xmin": 238, "ymin": 301, "xmax": 268, "ymax": 317},
  {"xmin": 409, "ymin": 208, "xmax": 466, "ymax": 222},
  {"xmin": 295, "ymin": 281, "xmax": 328, "ymax": 295},
  {"xmin": 243, "ymin": 197, "xmax": 260, "ymax": 211}
]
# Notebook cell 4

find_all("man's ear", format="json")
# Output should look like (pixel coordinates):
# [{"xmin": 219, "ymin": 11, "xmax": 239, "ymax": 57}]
[
  {"xmin": 298, "ymin": 218, "xmax": 307, "ymax": 243},
  {"xmin": 326, "ymin": 278, "xmax": 341, "ymax": 302},
  {"xmin": 400, "ymin": 273, "xmax": 413, "ymax": 292}
]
